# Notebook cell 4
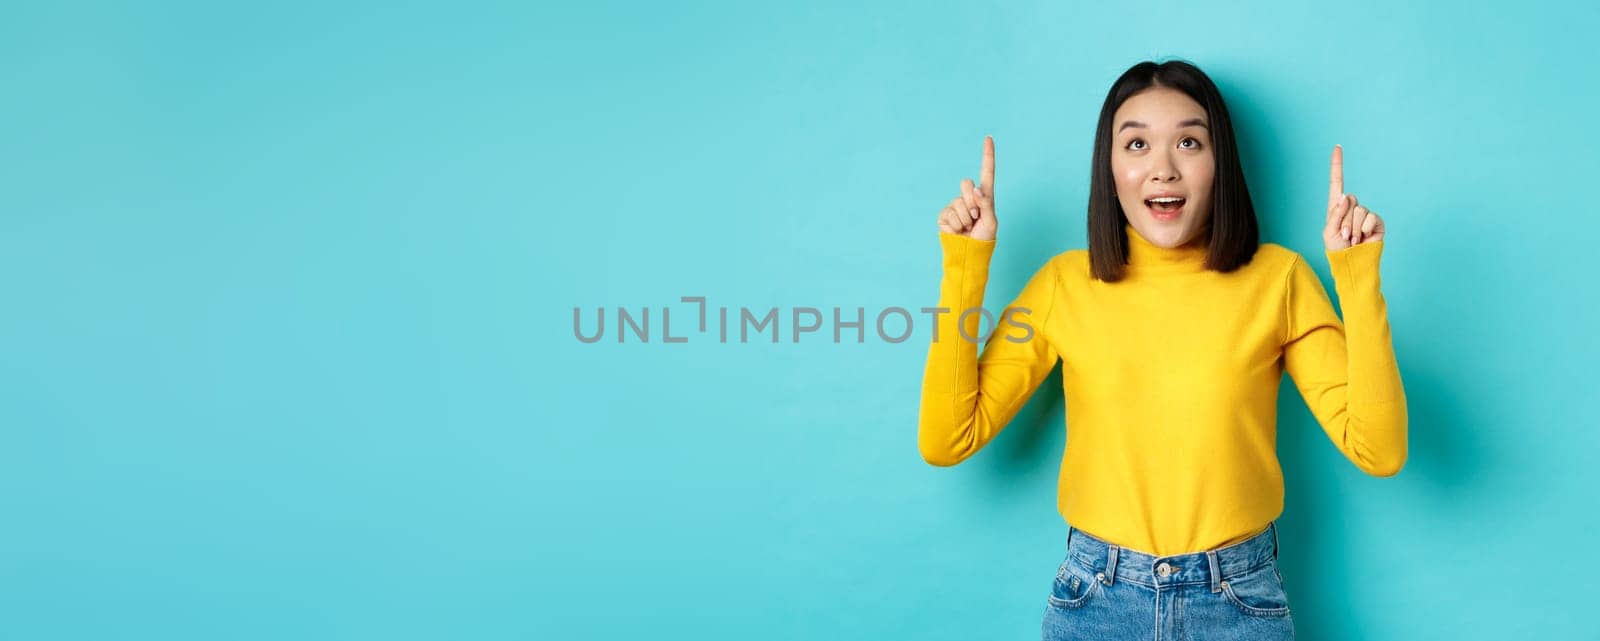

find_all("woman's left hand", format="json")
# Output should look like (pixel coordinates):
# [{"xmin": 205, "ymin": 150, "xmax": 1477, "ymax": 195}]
[{"xmin": 1323, "ymin": 144, "xmax": 1386, "ymax": 251}]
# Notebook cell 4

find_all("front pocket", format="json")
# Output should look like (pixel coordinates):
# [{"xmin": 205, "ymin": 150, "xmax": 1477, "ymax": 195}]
[
  {"xmin": 1046, "ymin": 559, "xmax": 1102, "ymax": 609},
  {"xmin": 1219, "ymin": 564, "xmax": 1291, "ymax": 617}
]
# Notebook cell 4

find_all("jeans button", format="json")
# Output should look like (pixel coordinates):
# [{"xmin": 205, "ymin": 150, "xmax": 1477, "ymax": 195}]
[{"xmin": 1156, "ymin": 563, "xmax": 1171, "ymax": 576}]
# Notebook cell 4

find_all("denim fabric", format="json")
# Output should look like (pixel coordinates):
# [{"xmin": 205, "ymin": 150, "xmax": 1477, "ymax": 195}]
[{"xmin": 1041, "ymin": 521, "xmax": 1294, "ymax": 640}]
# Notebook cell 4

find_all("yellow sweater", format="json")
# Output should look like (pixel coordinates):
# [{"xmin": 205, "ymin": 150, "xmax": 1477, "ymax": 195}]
[{"xmin": 918, "ymin": 222, "xmax": 1407, "ymax": 556}]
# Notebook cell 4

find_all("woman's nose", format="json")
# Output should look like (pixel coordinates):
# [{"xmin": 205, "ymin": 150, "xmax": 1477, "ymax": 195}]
[{"xmin": 1151, "ymin": 156, "xmax": 1179, "ymax": 181}]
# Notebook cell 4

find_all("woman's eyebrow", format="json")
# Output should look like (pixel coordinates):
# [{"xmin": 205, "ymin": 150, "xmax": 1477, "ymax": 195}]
[{"xmin": 1117, "ymin": 118, "xmax": 1211, "ymax": 133}]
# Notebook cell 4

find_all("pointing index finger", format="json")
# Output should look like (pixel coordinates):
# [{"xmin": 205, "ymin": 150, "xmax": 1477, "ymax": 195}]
[
  {"xmin": 1328, "ymin": 144, "xmax": 1344, "ymax": 208},
  {"xmin": 980, "ymin": 135, "xmax": 995, "ymax": 195}
]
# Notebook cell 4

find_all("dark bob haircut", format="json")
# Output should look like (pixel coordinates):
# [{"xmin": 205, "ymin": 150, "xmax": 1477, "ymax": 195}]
[{"xmin": 1087, "ymin": 59, "xmax": 1260, "ymax": 282}]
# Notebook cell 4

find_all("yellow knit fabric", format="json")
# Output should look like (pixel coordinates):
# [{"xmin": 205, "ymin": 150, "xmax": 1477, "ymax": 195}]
[{"xmin": 917, "ymin": 222, "xmax": 1407, "ymax": 556}]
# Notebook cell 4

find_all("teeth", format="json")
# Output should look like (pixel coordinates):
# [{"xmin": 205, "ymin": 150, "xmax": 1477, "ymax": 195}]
[{"xmin": 1148, "ymin": 197, "xmax": 1184, "ymax": 204}]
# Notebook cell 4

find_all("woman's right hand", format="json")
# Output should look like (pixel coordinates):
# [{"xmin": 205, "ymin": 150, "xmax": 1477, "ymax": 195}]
[{"xmin": 936, "ymin": 135, "xmax": 998, "ymax": 242}]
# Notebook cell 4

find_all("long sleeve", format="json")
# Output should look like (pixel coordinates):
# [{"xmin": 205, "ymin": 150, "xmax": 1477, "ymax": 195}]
[
  {"xmin": 1282, "ymin": 240, "xmax": 1408, "ymax": 477},
  {"xmin": 917, "ymin": 232, "xmax": 1060, "ymax": 467}
]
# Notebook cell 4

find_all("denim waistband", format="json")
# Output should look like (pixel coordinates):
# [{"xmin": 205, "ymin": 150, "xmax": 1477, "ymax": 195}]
[{"xmin": 1064, "ymin": 522, "xmax": 1280, "ymax": 591}]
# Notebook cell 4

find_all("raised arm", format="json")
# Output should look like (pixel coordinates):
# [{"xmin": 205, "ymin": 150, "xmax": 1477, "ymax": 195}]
[
  {"xmin": 1283, "ymin": 145, "xmax": 1408, "ymax": 476},
  {"xmin": 918, "ymin": 136, "xmax": 1061, "ymax": 466}
]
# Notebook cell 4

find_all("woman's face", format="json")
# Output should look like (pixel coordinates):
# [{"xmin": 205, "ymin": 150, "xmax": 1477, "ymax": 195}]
[{"xmin": 1111, "ymin": 86, "xmax": 1216, "ymax": 248}]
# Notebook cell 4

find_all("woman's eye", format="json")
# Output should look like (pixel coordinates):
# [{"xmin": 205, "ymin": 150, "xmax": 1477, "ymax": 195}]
[
  {"xmin": 1180, "ymin": 137, "xmax": 1203, "ymax": 149},
  {"xmin": 1127, "ymin": 139, "xmax": 1146, "ymax": 150}
]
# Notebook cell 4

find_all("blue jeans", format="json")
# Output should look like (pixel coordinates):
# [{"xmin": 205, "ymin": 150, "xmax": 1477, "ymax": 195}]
[{"xmin": 1042, "ymin": 521, "xmax": 1294, "ymax": 640}]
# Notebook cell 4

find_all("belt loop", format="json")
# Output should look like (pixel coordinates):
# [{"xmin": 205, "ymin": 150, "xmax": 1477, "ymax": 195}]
[
  {"xmin": 1206, "ymin": 550, "xmax": 1221, "ymax": 593},
  {"xmin": 1105, "ymin": 545, "xmax": 1119, "ymax": 585}
]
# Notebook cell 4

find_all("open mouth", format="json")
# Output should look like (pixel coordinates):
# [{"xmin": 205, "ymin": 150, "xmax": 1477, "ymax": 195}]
[{"xmin": 1144, "ymin": 196, "xmax": 1186, "ymax": 213}]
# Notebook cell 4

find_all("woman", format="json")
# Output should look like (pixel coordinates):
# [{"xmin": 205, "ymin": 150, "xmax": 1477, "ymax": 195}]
[{"xmin": 917, "ymin": 59, "xmax": 1406, "ymax": 641}]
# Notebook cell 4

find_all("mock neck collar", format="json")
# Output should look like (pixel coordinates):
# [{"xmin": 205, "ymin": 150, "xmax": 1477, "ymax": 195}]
[{"xmin": 1124, "ymin": 222, "xmax": 1209, "ymax": 273}]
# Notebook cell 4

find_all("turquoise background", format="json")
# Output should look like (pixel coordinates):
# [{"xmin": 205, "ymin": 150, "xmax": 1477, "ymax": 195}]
[{"xmin": 3, "ymin": 1, "xmax": 1596, "ymax": 639}]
